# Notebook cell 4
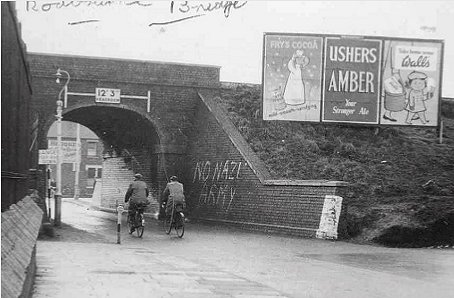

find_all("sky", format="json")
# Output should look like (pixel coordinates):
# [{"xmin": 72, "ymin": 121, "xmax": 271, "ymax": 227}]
[{"xmin": 15, "ymin": 0, "xmax": 454, "ymax": 97}]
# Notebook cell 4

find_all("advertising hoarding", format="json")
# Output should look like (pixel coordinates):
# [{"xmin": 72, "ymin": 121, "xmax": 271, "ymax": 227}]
[
  {"xmin": 263, "ymin": 35, "xmax": 323, "ymax": 121},
  {"xmin": 322, "ymin": 37, "xmax": 382, "ymax": 124},
  {"xmin": 380, "ymin": 41, "xmax": 442, "ymax": 127},
  {"xmin": 262, "ymin": 33, "xmax": 444, "ymax": 128},
  {"xmin": 48, "ymin": 140, "xmax": 79, "ymax": 163}
]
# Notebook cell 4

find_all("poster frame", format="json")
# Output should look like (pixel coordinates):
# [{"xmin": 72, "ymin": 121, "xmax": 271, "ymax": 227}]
[{"xmin": 262, "ymin": 32, "xmax": 445, "ymax": 129}]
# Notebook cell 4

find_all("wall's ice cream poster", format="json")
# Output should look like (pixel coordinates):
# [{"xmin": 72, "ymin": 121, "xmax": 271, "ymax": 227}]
[
  {"xmin": 322, "ymin": 38, "xmax": 382, "ymax": 124},
  {"xmin": 263, "ymin": 34, "xmax": 323, "ymax": 121},
  {"xmin": 381, "ymin": 41, "xmax": 442, "ymax": 127}
]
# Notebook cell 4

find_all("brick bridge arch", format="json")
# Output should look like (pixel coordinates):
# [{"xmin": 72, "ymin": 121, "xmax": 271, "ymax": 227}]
[
  {"xmin": 29, "ymin": 53, "xmax": 347, "ymax": 238},
  {"xmin": 29, "ymin": 53, "xmax": 220, "ymax": 208}
]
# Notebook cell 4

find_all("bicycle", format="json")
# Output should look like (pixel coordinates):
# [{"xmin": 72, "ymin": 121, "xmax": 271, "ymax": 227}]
[
  {"xmin": 127, "ymin": 203, "xmax": 147, "ymax": 238},
  {"xmin": 163, "ymin": 201, "xmax": 185, "ymax": 238}
]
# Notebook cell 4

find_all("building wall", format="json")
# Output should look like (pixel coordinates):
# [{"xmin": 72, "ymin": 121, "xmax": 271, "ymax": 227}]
[
  {"xmin": 47, "ymin": 135, "xmax": 104, "ymax": 198},
  {"xmin": 1, "ymin": 2, "xmax": 37, "ymax": 211},
  {"xmin": 1, "ymin": 4, "xmax": 44, "ymax": 298}
]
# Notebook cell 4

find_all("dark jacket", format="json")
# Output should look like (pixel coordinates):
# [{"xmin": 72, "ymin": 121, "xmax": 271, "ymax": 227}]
[{"xmin": 125, "ymin": 180, "xmax": 149, "ymax": 204}]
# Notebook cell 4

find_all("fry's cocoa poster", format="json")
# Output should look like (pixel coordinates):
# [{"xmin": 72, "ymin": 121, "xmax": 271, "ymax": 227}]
[{"xmin": 263, "ymin": 34, "xmax": 323, "ymax": 121}]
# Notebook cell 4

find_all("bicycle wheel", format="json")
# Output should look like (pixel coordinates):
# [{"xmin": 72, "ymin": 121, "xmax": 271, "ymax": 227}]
[
  {"xmin": 175, "ymin": 212, "xmax": 185, "ymax": 238},
  {"xmin": 164, "ymin": 212, "xmax": 173, "ymax": 235},
  {"xmin": 136, "ymin": 213, "xmax": 144, "ymax": 238},
  {"xmin": 127, "ymin": 213, "xmax": 134, "ymax": 234}
]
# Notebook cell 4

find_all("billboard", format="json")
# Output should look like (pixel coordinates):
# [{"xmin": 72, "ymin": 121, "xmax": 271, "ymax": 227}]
[
  {"xmin": 380, "ymin": 41, "xmax": 442, "ymax": 126},
  {"xmin": 48, "ymin": 140, "xmax": 80, "ymax": 163},
  {"xmin": 262, "ymin": 33, "xmax": 444, "ymax": 128},
  {"xmin": 322, "ymin": 37, "xmax": 382, "ymax": 124},
  {"xmin": 263, "ymin": 35, "xmax": 323, "ymax": 121}
]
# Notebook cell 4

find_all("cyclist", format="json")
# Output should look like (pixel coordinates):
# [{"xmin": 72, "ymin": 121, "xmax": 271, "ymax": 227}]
[
  {"xmin": 125, "ymin": 173, "xmax": 149, "ymax": 233},
  {"xmin": 161, "ymin": 176, "xmax": 186, "ymax": 220}
]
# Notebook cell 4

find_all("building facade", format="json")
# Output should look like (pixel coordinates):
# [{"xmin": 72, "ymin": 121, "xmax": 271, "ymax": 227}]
[
  {"xmin": 1, "ymin": 2, "xmax": 39, "ymax": 211},
  {"xmin": 47, "ymin": 121, "xmax": 103, "ymax": 198}
]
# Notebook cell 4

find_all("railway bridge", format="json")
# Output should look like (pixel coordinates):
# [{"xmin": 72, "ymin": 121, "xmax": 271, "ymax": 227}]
[{"xmin": 29, "ymin": 53, "xmax": 347, "ymax": 239}]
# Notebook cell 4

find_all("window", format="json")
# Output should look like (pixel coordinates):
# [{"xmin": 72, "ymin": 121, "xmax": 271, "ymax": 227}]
[
  {"xmin": 86, "ymin": 165, "xmax": 102, "ymax": 188},
  {"xmin": 87, "ymin": 141, "xmax": 97, "ymax": 156}
]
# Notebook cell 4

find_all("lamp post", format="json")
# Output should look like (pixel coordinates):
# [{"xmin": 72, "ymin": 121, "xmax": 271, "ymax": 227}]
[
  {"xmin": 74, "ymin": 123, "xmax": 81, "ymax": 199},
  {"xmin": 54, "ymin": 68, "xmax": 70, "ymax": 226}
]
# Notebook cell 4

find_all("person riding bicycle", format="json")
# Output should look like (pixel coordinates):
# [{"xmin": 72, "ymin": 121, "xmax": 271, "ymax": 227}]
[
  {"xmin": 125, "ymin": 173, "xmax": 149, "ymax": 233},
  {"xmin": 161, "ymin": 176, "xmax": 185, "ymax": 219}
]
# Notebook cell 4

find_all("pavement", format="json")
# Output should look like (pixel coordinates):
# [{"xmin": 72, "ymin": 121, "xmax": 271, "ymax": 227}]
[{"xmin": 32, "ymin": 198, "xmax": 454, "ymax": 298}]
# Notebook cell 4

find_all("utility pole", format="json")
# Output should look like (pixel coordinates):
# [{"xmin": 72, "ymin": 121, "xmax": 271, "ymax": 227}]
[
  {"xmin": 74, "ymin": 123, "xmax": 81, "ymax": 199},
  {"xmin": 55, "ymin": 97, "xmax": 63, "ymax": 226},
  {"xmin": 54, "ymin": 68, "xmax": 71, "ymax": 226}
]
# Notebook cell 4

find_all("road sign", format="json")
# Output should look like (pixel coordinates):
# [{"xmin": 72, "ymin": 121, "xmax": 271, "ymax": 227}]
[
  {"xmin": 95, "ymin": 88, "xmax": 121, "ymax": 103},
  {"xmin": 39, "ymin": 149, "xmax": 57, "ymax": 164}
]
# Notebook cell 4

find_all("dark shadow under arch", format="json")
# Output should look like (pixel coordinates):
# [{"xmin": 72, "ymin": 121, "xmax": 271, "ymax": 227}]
[{"xmin": 43, "ymin": 103, "xmax": 162, "ymax": 153}]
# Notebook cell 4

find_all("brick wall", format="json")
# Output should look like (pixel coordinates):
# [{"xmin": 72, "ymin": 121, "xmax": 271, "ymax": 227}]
[
  {"xmin": 27, "ymin": 53, "xmax": 221, "ymax": 203},
  {"xmin": 1, "ymin": 197, "xmax": 43, "ymax": 298},
  {"xmin": 186, "ymin": 91, "xmax": 348, "ymax": 238},
  {"xmin": 101, "ymin": 151, "xmax": 136, "ymax": 208},
  {"xmin": 27, "ymin": 53, "xmax": 220, "ymax": 150},
  {"xmin": 1, "ymin": 2, "xmax": 37, "ymax": 211},
  {"xmin": 101, "ymin": 151, "xmax": 160, "ymax": 213}
]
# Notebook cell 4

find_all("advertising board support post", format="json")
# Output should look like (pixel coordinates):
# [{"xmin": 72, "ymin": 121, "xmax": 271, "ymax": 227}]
[{"xmin": 439, "ymin": 120, "xmax": 444, "ymax": 144}]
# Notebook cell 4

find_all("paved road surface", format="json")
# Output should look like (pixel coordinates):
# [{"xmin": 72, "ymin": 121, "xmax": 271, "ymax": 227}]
[{"xmin": 33, "ymin": 199, "xmax": 454, "ymax": 298}]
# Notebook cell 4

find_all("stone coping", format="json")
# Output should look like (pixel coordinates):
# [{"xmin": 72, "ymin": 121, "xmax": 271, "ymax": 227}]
[{"xmin": 263, "ymin": 180, "xmax": 349, "ymax": 187}]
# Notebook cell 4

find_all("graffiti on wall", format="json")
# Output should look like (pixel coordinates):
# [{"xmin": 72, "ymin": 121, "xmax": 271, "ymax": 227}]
[
  {"xmin": 316, "ymin": 195, "xmax": 343, "ymax": 240},
  {"xmin": 192, "ymin": 160, "xmax": 243, "ymax": 213}
]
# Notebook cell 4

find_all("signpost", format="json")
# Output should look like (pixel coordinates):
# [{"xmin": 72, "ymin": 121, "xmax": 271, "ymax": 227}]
[{"xmin": 39, "ymin": 149, "xmax": 57, "ymax": 165}]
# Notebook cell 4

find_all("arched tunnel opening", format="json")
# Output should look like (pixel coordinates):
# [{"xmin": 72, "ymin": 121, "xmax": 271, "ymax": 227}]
[
  {"xmin": 64, "ymin": 106, "xmax": 160, "ymax": 153},
  {"xmin": 56, "ymin": 105, "xmax": 162, "ymax": 209}
]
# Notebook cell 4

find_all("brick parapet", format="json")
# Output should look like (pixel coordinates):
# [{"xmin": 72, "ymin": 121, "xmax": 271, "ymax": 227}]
[
  {"xmin": 28, "ymin": 52, "xmax": 220, "ymax": 88},
  {"xmin": 1, "ymin": 196, "xmax": 43, "ymax": 298}
]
